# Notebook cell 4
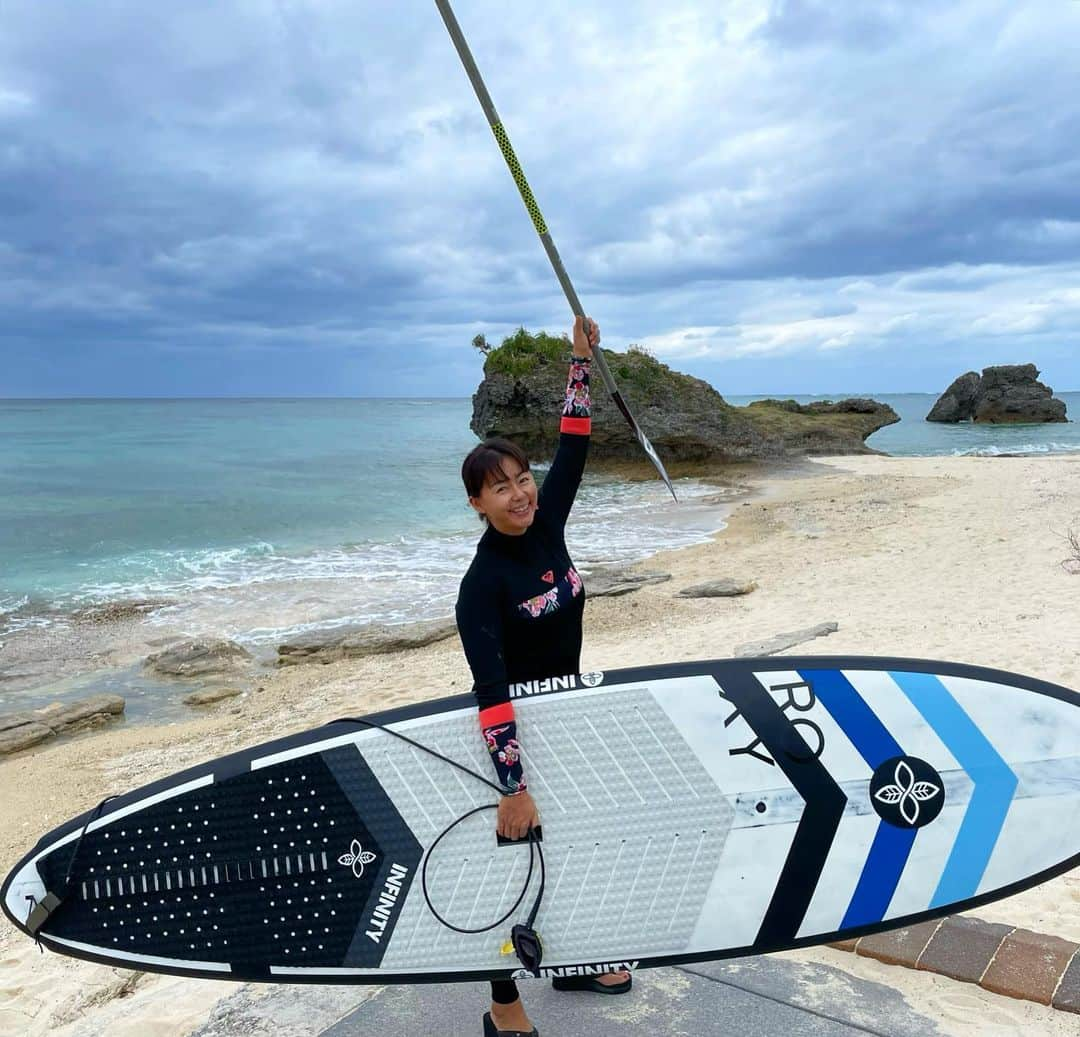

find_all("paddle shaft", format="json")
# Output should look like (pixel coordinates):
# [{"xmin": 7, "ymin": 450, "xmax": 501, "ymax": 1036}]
[{"xmin": 433, "ymin": 0, "xmax": 677, "ymax": 501}]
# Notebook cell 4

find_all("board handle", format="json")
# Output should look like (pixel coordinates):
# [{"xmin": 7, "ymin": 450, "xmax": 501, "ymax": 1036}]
[{"xmin": 496, "ymin": 824, "xmax": 544, "ymax": 847}]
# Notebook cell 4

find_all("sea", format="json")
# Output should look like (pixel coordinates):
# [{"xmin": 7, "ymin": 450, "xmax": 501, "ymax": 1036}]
[{"xmin": 1, "ymin": 392, "xmax": 1077, "ymax": 718}]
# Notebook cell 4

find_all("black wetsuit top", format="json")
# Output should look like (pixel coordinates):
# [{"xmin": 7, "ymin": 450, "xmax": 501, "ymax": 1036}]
[{"xmin": 455, "ymin": 356, "xmax": 592, "ymax": 791}]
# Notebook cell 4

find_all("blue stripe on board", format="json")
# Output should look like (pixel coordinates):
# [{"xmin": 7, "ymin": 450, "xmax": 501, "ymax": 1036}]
[
  {"xmin": 890, "ymin": 671, "xmax": 1019, "ymax": 907},
  {"xmin": 804, "ymin": 669, "xmax": 903, "ymax": 765},
  {"xmin": 801, "ymin": 669, "xmax": 915, "ymax": 928},
  {"xmin": 841, "ymin": 823, "xmax": 917, "ymax": 928}
]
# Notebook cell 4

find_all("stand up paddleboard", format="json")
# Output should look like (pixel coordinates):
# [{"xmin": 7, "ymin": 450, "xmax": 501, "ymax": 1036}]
[{"xmin": 4, "ymin": 657, "xmax": 1079, "ymax": 984}]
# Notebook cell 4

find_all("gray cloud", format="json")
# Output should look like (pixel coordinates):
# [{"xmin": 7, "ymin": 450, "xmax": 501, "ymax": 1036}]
[{"xmin": 2, "ymin": 0, "xmax": 1079, "ymax": 396}]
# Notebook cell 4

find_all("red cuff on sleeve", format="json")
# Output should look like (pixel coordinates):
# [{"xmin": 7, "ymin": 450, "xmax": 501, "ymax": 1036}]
[
  {"xmin": 479, "ymin": 701, "xmax": 516, "ymax": 728},
  {"xmin": 560, "ymin": 416, "xmax": 591, "ymax": 435}
]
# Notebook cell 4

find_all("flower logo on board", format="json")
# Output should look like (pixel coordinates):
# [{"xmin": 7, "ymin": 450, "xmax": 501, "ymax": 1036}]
[
  {"xmin": 339, "ymin": 840, "xmax": 378, "ymax": 879},
  {"xmin": 869, "ymin": 756, "xmax": 945, "ymax": 829}
]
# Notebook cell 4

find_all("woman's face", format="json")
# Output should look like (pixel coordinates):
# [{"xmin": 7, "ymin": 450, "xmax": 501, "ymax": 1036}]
[{"xmin": 469, "ymin": 458, "xmax": 538, "ymax": 535}]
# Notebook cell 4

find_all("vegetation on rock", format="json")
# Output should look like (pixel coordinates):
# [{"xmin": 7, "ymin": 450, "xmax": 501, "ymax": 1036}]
[{"xmin": 469, "ymin": 327, "xmax": 899, "ymax": 468}]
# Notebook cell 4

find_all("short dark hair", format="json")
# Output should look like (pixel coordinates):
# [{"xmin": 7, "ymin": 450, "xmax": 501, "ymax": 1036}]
[{"xmin": 461, "ymin": 438, "xmax": 531, "ymax": 517}]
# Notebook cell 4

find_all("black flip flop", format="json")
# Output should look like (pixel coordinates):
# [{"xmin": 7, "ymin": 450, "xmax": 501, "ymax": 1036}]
[
  {"xmin": 482, "ymin": 1010, "xmax": 539, "ymax": 1036},
  {"xmin": 551, "ymin": 973, "xmax": 633, "ymax": 995}
]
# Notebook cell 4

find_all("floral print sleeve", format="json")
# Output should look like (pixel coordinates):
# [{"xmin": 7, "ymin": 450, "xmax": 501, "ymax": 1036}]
[
  {"xmin": 478, "ymin": 703, "xmax": 527, "ymax": 793},
  {"xmin": 539, "ymin": 358, "xmax": 592, "ymax": 529},
  {"xmin": 561, "ymin": 356, "xmax": 591, "ymax": 431}
]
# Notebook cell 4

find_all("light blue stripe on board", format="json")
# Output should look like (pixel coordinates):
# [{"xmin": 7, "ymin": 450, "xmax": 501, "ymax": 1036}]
[{"xmin": 889, "ymin": 671, "xmax": 1018, "ymax": 907}]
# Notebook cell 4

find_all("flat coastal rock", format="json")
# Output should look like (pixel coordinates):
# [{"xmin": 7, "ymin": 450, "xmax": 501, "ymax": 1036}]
[
  {"xmin": 184, "ymin": 687, "xmax": 244, "ymax": 707},
  {"xmin": 72, "ymin": 599, "xmax": 171, "ymax": 624},
  {"xmin": 0, "ymin": 722, "xmax": 55, "ymax": 755},
  {"xmin": 277, "ymin": 617, "xmax": 458, "ymax": 666},
  {"xmin": 677, "ymin": 579, "xmax": 758, "ymax": 598},
  {"xmin": 0, "ymin": 712, "xmax": 39, "ymax": 734},
  {"xmin": 0, "ymin": 694, "xmax": 126, "ymax": 756},
  {"xmin": 35, "ymin": 695, "xmax": 126, "ymax": 731},
  {"xmin": 586, "ymin": 569, "xmax": 673, "ymax": 598},
  {"xmin": 145, "ymin": 639, "xmax": 253, "ymax": 677}
]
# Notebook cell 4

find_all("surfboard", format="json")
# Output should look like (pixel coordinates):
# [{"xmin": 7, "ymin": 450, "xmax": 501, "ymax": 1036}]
[{"xmin": 4, "ymin": 656, "xmax": 1080, "ymax": 984}]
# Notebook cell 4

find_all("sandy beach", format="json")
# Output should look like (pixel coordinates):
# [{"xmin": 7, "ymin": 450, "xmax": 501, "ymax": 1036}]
[{"xmin": 2, "ymin": 452, "xmax": 1079, "ymax": 1036}]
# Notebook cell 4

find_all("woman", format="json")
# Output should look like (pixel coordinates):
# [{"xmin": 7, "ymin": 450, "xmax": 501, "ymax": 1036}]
[{"xmin": 456, "ymin": 316, "xmax": 632, "ymax": 1037}]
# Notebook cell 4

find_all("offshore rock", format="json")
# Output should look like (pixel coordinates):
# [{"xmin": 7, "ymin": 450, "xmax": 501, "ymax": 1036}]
[
  {"xmin": 470, "ymin": 341, "xmax": 899, "ymax": 468},
  {"xmin": 928, "ymin": 365, "xmax": 1067, "ymax": 423},
  {"xmin": 926, "ymin": 372, "xmax": 981, "ymax": 422}
]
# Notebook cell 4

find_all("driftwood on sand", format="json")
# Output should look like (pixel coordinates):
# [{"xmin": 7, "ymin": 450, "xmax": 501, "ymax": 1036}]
[{"xmin": 735, "ymin": 622, "xmax": 839, "ymax": 658}]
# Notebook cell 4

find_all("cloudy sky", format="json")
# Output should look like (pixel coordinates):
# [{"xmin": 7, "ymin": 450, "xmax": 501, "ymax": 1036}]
[{"xmin": 3, "ymin": 0, "xmax": 1079, "ymax": 397}]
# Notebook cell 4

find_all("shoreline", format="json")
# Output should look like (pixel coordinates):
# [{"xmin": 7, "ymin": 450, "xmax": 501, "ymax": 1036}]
[
  {"xmin": 2, "ymin": 452, "xmax": 1079, "ymax": 1035},
  {"xmin": 0, "ymin": 471, "xmax": 749, "ymax": 715}
]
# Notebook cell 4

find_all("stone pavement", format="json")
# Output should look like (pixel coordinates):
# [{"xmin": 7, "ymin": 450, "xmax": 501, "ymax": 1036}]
[
  {"xmin": 319, "ymin": 955, "xmax": 949, "ymax": 1037},
  {"xmin": 182, "ymin": 917, "xmax": 1080, "ymax": 1036},
  {"xmin": 829, "ymin": 916, "xmax": 1080, "ymax": 1013}
]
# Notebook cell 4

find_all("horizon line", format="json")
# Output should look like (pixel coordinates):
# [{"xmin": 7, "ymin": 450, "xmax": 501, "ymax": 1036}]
[{"xmin": 5, "ymin": 390, "xmax": 1077, "ymax": 402}]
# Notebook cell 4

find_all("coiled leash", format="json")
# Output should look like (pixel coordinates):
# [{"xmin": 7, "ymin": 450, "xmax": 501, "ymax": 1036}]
[{"xmin": 330, "ymin": 715, "xmax": 546, "ymax": 973}]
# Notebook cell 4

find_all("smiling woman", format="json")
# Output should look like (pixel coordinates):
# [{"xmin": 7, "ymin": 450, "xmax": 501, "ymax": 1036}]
[
  {"xmin": 454, "ymin": 317, "xmax": 633, "ymax": 1034},
  {"xmin": 461, "ymin": 438, "xmax": 538, "ymax": 534}
]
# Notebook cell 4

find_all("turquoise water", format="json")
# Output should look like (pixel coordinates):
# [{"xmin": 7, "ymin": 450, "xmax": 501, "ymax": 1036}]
[
  {"xmin": 0, "ymin": 399, "xmax": 730, "ymax": 647},
  {"xmin": 0, "ymin": 399, "xmax": 477, "ymax": 605},
  {"xmin": 1, "ymin": 393, "xmax": 1075, "ymax": 649}
]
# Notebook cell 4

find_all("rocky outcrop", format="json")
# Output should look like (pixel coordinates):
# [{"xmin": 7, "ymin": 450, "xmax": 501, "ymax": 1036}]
[
  {"xmin": 471, "ymin": 335, "xmax": 899, "ymax": 468},
  {"xmin": 0, "ymin": 695, "xmax": 125, "ymax": 755},
  {"xmin": 928, "ymin": 365, "xmax": 1067, "ymax": 423},
  {"xmin": 925, "ymin": 372, "xmax": 981, "ymax": 422},
  {"xmin": 277, "ymin": 617, "xmax": 458, "ymax": 666},
  {"xmin": 145, "ymin": 639, "xmax": 253, "ymax": 678}
]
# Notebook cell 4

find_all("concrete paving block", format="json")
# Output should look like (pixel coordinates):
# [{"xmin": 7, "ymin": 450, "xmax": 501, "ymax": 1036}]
[
  {"xmin": 917, "ymin": 916, "xmax": 1012, "ymax": 985},
  {"xmin": 1050, "ymin": 948, "xmax": 1080, "ymax": 1015},
  {"xmin": 855, "ymin": 920, "xmax": 941, "ymax": 968},
  {"xmin": 980, "ymin": 927, "xmax": 1078, "ymax": 1005}
]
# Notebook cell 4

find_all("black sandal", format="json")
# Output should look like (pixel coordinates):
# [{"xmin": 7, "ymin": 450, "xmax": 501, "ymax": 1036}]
[
  {"xmin": 482, "ymin": 1010, "xmax": 539, "ymax": 1036},
  {"xmin": 551, "ymin": 972, "xmax": 633, "ymax": 995}
]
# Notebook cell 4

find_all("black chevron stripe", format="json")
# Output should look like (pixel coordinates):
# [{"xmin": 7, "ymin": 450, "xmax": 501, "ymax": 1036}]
[{"xmin": 716, "ymin": 665, "xmax": 848, "ymax": 948}]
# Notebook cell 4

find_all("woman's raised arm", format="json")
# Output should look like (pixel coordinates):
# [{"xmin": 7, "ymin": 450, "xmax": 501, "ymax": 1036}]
[{"xmin": 536, "ymin": 317, "xmax": 598, "ymax": 529}]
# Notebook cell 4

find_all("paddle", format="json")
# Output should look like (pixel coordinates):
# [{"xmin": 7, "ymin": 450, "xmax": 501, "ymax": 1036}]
[{"xmin": 433, "ymin": 0, "xmax": 678, "ymax": 502}]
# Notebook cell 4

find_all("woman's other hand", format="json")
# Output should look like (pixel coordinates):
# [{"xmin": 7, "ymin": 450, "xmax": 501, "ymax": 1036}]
[
  {"xmin": 497, "ymin": 790, "xmax": 540, "ymax": 840},
  {"xmin": 572, "ymin": 316, "xmax": 600, "ymax": 359}
]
